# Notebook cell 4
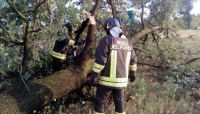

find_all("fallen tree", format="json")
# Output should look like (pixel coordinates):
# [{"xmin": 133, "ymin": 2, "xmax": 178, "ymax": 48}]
[
  {"xmin": 0, "ymin": 26, "xmax": 164, "ymax": 114},
  {"xmin": 0, "ymin": 67, "xmax": 89, "ymax": 113}
]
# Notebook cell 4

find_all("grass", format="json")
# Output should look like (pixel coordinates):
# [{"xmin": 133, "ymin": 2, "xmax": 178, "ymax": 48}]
[
  {"xmin": 125, "ymin": 78, "xmax": 200, "ymax": 114},
  {"xmin": 177, "ymin": 29, "xmax": 200, "ymax": 38}
]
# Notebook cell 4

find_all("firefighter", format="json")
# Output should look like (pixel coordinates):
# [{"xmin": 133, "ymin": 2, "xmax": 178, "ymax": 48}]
[
  {"xmin": 88, "ymin": 18, "xmax": 137, "ymax": 114},
  {"xmin": 49, "ymin": 31, "xmax": 85, "ymax": 73},
  {"xmin": 49, "ymin": 31, "xmax": 71, "ymax": 73}
]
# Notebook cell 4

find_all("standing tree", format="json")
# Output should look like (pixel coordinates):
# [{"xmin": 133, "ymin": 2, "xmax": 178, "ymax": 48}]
[{"xmin": 179, "ymin": 0, "xmax": 196, "ymax": 29}]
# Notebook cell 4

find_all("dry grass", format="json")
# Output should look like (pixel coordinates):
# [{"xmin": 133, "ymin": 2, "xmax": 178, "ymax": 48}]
[{"xmin": 177, "ymin": 29, "xmax": 200, "ymax": 39}]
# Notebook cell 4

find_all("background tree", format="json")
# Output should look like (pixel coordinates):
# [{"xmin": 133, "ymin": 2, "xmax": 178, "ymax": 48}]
[{"xmin": 179, "ymin": 0, "xmax": 196, "ymax": 29}]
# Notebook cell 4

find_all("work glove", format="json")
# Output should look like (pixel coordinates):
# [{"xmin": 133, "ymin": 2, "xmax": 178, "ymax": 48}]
[
  {"xmin": 130, "ymin": 76, "xmax": 135, "ymax": 83},
  {"xmin": 129, "ymin": 71, "xmax": 136, "ymax": 82},
  {"xmin": 87, "ymin": 76, "xmax": 95, "ymax": 87}
]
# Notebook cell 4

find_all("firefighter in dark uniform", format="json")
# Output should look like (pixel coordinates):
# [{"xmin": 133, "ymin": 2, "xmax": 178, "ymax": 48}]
[
  {"xmin": 49, "ymin": 31, "xmax": 73, "ymax": 73},
  {"xmin": 88, "ymin": 18, "xmax": 137, "ymax": 114},
  {"xmin": 49, "ymin": 31, "xmax": 85, "ymax": 73}
]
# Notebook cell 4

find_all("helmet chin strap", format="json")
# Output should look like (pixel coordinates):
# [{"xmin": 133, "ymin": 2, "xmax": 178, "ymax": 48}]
[
  {"xmin": 106, "ymin": 30, "xmax": 111, "ymax": 35},
  {"xmin": 119, "ymin": 32, "xmax": 123, "ymax": 37}
]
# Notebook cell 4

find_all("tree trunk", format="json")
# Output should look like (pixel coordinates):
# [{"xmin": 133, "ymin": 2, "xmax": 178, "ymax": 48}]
[
  {"xmin": 187, "ymin": 13, "xmax": 191, "ymax": 29},
  {"xmin": 130, "ymin": 26, "xmax": 161, "ymax": 43},
  {"xmin": 0, "ymin": 66, "xmax": 91, "ymax": 114}
]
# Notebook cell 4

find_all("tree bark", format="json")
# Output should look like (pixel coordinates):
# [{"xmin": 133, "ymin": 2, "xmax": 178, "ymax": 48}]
[
  {"xmin": 0, "ymin": 66, "xmax": 91, "ymax": 113},
  {"xmin": 131, "ymin": 26, "xmax": 161, "ymax": 44}
]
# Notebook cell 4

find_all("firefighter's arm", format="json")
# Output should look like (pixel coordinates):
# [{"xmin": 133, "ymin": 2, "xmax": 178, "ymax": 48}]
[
  {"xmin": 88, "ymin": 37, "xmax": 109, "ymax": 84},
  {"xmin": 74, "ymin": 19, "xmax": 89, "ymax": 41},
  {"xmin": 129, "ymin": 49, "xmax": 137, "ymax": 82},
  {"xmin": 75, "ymin": 12, "xmax": 95, "ymax": 42},
  {"xmin": 89, "ymin": 62, "xmax": 105, "ymax": 86},
  {"xmin": 90, "ymin": 62, "xmax": 105, "ymax": 79}
]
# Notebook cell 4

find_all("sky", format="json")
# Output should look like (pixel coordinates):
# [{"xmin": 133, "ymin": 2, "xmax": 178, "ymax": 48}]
[{"xmin": 191, "ymin": 0, "xmax": 200, "ymax": 15}]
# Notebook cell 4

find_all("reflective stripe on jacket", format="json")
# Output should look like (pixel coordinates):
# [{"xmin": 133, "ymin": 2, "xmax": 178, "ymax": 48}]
[
  {"xmin": 49, "ymin": 49, "xmax": 66, "ymax": 60},
  {"xmin": 68, "ymin": 39, "xmax": 75, "ymax": 46}
]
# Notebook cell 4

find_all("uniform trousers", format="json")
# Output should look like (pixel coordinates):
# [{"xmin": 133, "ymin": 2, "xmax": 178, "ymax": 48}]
[
  {"xmin": 52, "ymin": 58, "xmax": 64, "ymax": 73},
  {"xmin": 94, "ymin": 85, "xmax": 125, "ymax": 113}
]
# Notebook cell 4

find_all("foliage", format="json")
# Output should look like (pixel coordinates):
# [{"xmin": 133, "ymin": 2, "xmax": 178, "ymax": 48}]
[
  {"xmin": 0, "ymin": 0, "xmax": 75, "ymax": 76},
  {"xmin": 190, "ymin": 15, "xmax": 200, "ymax": 29},
  {"xmin": 173, "ymin": 15, "xmax": 200, "ymax": 29},
  {"xmin": 136, "ymin": 32, "xmax": 184, "ymax": 69},
  {"xmin": 179, "ymin": 0, "xmax": 196, "ymax": 29},
  {"xmin": 136, "ymin": 28, "xmax": 200, "ymax": 90},
  {"xmin": 125, "ymin": 80, "xmax": 200, "ymax": 114},
  {"xmin": 173, "ymin": 17, "xmax": 188, "ymax": 29},
  {"xmin": 0, "ymin": 44, "xmax": 23, "ymax": 75}
]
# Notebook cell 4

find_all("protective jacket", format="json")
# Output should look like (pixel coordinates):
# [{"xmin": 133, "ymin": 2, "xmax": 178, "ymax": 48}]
[
  {"xmin": 49, "ymin": 38, "xmax": 75, "ymax": 60},
  {"xmin": 91, "ymin": 35, "xmax": 137, "ymax": 89}
]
